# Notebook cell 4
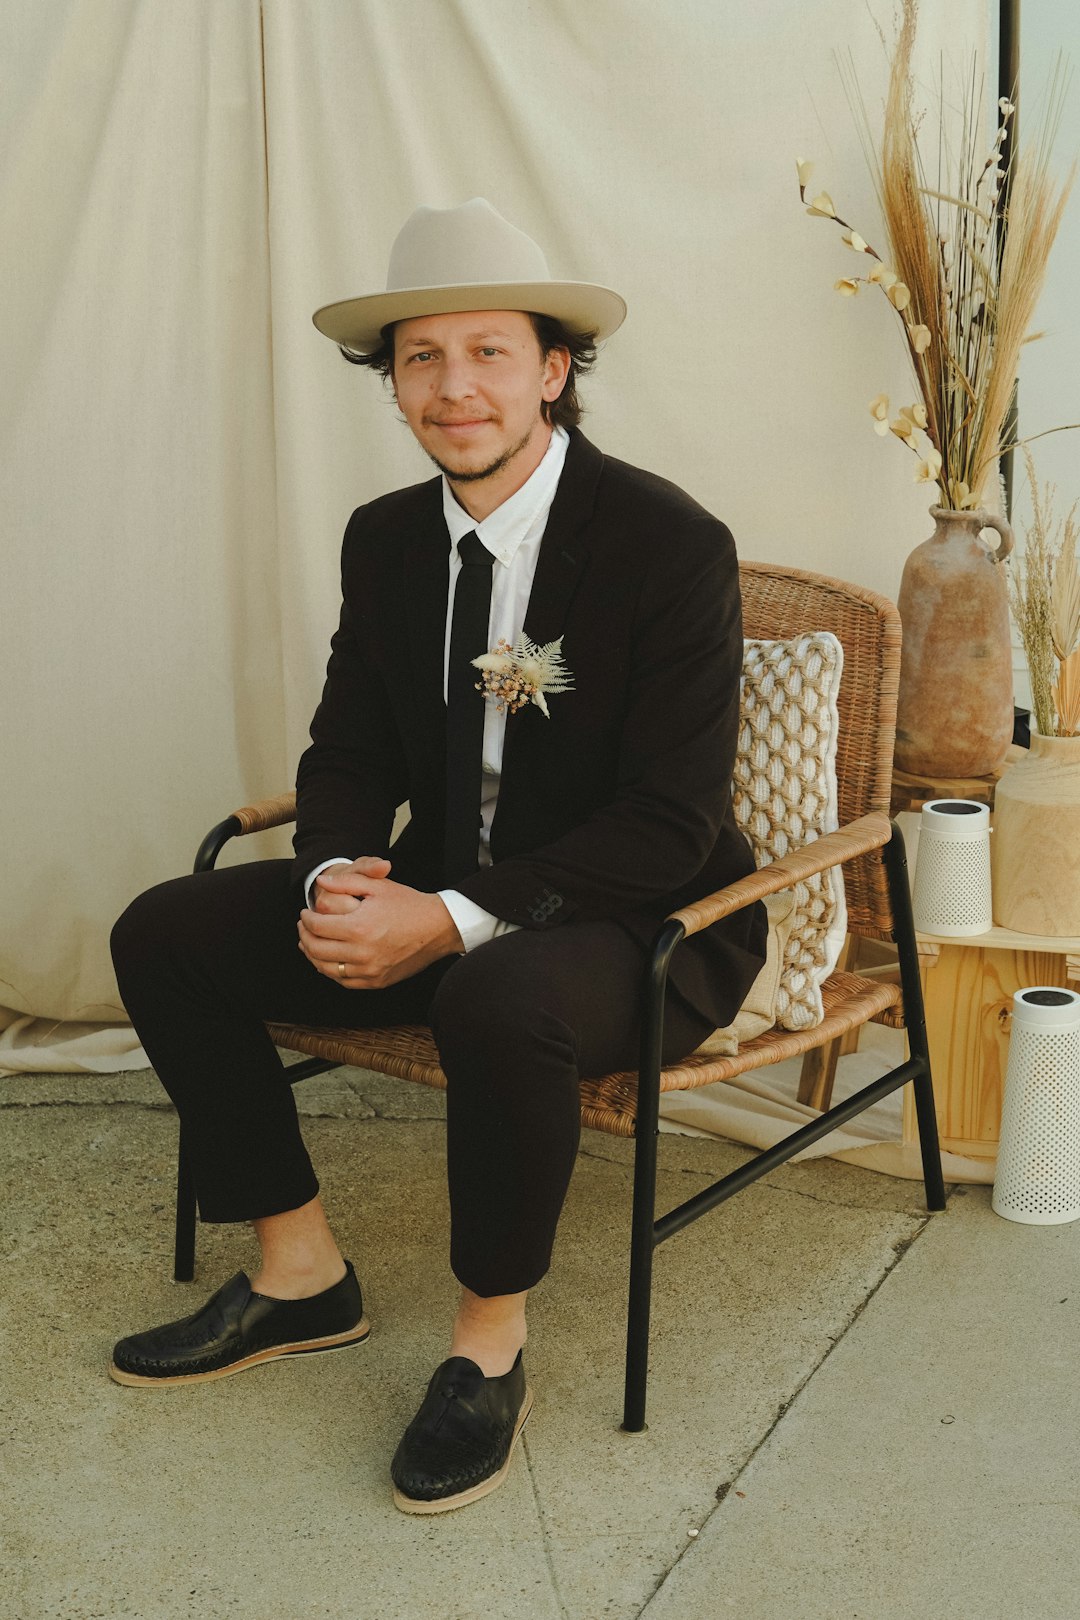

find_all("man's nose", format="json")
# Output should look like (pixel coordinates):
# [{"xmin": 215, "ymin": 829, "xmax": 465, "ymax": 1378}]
[{"xmin": 436, "ymin": 356, "xmax": 478, "ymax": 400}]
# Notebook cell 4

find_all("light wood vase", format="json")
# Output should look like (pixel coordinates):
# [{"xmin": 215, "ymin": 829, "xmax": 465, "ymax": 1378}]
[
  {"xmin": 894, "ymin": 506, "xmax": 1014, "ymax": 777},
  {"xmin": 991, "ymin": 733, "xmax": 1080, "ymax": 935}
]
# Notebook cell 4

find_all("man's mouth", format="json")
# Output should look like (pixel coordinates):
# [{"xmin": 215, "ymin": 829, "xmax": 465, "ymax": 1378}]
[{"xmin": 427, "ymin": 417, "xmax": 496, "ymax": 431}]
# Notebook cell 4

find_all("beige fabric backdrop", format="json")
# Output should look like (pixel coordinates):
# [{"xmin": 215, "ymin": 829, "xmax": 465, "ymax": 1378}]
[{"xmin": 1, "ymin": 0, "xmax": 985, "ymax": 1101}]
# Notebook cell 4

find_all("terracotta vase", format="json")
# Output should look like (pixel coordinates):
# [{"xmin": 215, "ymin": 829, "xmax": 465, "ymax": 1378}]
[
  {"xmin": 991, "ymin": 733, "xmax": 1080, "ymax": 935},
  {"xmin": 894, "ymin": 505, "xmax": 1014, "ymax": 777}
]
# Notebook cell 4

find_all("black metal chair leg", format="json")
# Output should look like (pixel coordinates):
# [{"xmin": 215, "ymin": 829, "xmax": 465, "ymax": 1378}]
[
  {"xmin": 911, "ymin": 1065, "xmax": 947, "ymax": 1209},
  {"xmin": 623, "ymin": 920, "xmax": 684, "ymax": 1433},
  {"xmin": 886, "ymin": 821, "xmax": 946, "ymax": 1211},
  {"xmin": 173, "ymin": 1129, "xmax": 197, "ymax": 1282},
  {"xmin": 623, "ymin": 1064, "xmax": 660, "ymax": 1433}
]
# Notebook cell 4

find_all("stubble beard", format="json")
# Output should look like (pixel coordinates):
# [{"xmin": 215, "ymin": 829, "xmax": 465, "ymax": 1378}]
[{"xmin": 427, "ymin": 423, "xmax": 536, "ymax": 486}]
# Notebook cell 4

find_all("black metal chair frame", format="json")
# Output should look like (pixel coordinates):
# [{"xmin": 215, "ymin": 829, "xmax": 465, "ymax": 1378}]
[{"xmin": 173, "ymin": 812, "xmax": 945, "ymax": 1433}]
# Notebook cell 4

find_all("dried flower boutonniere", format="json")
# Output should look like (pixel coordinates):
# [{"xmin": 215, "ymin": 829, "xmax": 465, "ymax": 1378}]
[{"xmin": 471, "ymin": 634, "xmax": 574, "ymax": 717}]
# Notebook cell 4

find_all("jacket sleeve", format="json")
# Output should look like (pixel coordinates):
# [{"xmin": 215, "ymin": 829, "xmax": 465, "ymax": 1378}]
[
  {"xmin": 455, "ymin": 517, "xmax": 744, "ymax": 928},
  {"xmin": 290, "ymin": 511, "xmax": 408, "ymax": 891}
]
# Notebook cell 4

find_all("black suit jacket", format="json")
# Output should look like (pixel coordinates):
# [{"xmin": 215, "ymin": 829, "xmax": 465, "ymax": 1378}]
[{"xmin": 293, "ymin": 429, "xmax": 767, "ymax": 1029}]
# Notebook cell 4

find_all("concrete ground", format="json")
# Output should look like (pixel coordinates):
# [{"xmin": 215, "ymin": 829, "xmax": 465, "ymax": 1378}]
[{"xmin": 2, "ymin": 1063, "xmax": 1078, "ymax": 1620}]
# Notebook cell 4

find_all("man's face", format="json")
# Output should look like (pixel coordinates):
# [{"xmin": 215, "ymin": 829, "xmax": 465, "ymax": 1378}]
[{"xmin": 391, "ymin": 310, "xmax": 569, "ymax": 496}]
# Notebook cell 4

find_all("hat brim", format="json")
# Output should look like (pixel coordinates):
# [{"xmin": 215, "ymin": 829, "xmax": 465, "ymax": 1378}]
[{"xmin": 312, "ymin": 280, "xmax": 627, "ymax": 351}]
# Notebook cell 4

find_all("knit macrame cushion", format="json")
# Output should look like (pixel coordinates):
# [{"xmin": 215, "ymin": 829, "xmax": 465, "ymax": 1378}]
[{"xmin": 733, "ymin": 632, "xmax": 847, "ymax": 1031}]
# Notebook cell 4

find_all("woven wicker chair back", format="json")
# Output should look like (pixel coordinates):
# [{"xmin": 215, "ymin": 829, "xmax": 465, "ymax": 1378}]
[{"xmin": 739, "ymin": 560, "xmax": 900, "ymax": 943}]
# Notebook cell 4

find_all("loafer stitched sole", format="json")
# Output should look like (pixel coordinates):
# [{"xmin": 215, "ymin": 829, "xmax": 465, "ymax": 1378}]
[
  {"xmin": 108, "ymin": 1317, "xmax": 371, "ymax": 1387},
  {"xmin": 391, "ymin": 1386, "xmax": 533, "ymax": 1515}
]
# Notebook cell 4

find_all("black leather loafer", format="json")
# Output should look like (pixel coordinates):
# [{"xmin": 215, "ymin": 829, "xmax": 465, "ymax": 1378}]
[
  {"xmin": 109, "ymin": 1262, "xmax": 369, "ymax": 1386},
  {"xmin": 390, "ymin": 1351, "xmax": 532, "ymax": 1514}
]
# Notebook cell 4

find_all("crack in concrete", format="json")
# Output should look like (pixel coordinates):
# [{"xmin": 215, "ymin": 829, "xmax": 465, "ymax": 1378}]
[
  {"xmin": 521, "ymin": 1429, "xmax": 570, "ymax": 1620},
  {"xmin": 577, "ymin": 1143, "xmax": 948, "ymax": 1220},
  {"xmin": 0, "ymin": 1096, "xmax": 450, "ymax": 1128},
  {"xmin": 754, "ymin": 1175, "xmax": 951, "ymax": 1220},
  {"xmin": 347, "ymin": 1094, "xmax": 443, "ymax": 1123},
  {"xmin": 575, "ymin": 1145, "xmax": 636, "ymax": 1169},
  {"xmin": 634, "ymin": 1210, "xmax": 937, "ymax": 1616},
  {"xmin": 0, "ymin": 1098, "xmax": 174, "ymax": 1113}
]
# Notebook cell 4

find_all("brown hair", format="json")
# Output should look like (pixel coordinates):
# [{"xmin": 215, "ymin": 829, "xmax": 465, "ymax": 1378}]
[{"xmin": 340, "ymin": 312, "xmax": 598, "ymax": 431}]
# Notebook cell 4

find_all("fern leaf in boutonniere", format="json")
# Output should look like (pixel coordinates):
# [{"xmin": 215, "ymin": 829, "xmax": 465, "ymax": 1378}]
[{"xmin": 472, "ymin": 634, "xmax": 574, "ymax": 717}]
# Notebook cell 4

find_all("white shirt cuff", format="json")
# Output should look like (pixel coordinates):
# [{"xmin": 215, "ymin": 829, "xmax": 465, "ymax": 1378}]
[
  {"xmin": 304, "ymin": 857, "xmax": 352, "ymax": 909},
  {"xmin": 438, "ymin": 889, "xmax": 520, "ymax": 952}
]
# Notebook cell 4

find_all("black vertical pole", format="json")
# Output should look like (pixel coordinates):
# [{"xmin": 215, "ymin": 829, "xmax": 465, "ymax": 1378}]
[
  {"xmin": 999, "ymin": 0, "xmax": 1021, "ymax": 519},
  {"xmin": 622, "ymin": 919, "xmax": 684, "ymax": 1433},
  {"xmin": 884, "ymin": 824, "xmax": 946, "ymax": 1211}
]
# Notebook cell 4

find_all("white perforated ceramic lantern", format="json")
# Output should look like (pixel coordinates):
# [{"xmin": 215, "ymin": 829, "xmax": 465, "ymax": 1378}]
[
  {"xmin": 911, "ymin": 799, "xmax": 992, "ymax": 937},
  {"xmin": 993, "ymin": 987, "xmax": 1080, "ymax": 1226}
]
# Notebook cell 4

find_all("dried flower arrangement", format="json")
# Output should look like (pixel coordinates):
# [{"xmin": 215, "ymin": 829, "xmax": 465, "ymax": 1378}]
[
  {"xmin": 797, "ymin": 0, "xmax": 1075, "ymax": 509},
  {"xmin": 1009, "ymin": 449, "xmax": 1080, "ymax": 737},
  {"xmin": 472, "ymin": 634, "xmax": 574, "ymax": 717}
]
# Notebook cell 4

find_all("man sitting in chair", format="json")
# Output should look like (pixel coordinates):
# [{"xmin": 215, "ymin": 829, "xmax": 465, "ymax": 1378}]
[{"xmin": 109, "ymin": 198, "xmax": 766, "ymax": 1514}]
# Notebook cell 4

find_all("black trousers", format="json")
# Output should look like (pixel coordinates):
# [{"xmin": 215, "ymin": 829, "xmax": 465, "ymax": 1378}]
[{"xmin": 110, "ymin": 860, "xmax": 713, "ymax": 1296}]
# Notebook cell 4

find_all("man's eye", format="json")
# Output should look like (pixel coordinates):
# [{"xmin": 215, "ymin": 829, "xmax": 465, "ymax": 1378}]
[
  {"xmin": 479, "ymin": 347, "xmax": 500, "ymax": 357},
  {"xmin": 406, "ymin": 351, "xmax": 435, "ymax": 364}
]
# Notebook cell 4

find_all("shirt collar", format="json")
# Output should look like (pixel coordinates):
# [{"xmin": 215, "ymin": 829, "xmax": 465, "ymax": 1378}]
[{"xmin": 442, "ymin": 426, "xmax": 570, "ymax": 566}]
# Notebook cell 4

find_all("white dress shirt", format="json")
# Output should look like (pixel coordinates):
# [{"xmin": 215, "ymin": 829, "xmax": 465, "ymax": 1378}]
[{"xmin": 306, "ymin": 425, "xmax": 570, "ymax": 952}]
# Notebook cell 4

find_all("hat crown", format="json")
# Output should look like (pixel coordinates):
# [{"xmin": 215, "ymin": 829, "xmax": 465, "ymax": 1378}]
[
  {"xmin": 312, "ymin": 198, "xmax": 626, "ymax": 350},
  {"xmin": 386, "ymin": 198, "xmax": 551, "ymax": 293}
]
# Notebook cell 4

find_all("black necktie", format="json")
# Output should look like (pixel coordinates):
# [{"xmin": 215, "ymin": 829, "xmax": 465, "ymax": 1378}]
[{"xmin": 443, "ymin": 530, "xmax": 495, "ymax": 885}]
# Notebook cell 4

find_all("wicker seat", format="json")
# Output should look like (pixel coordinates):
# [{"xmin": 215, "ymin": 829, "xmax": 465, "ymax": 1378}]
[{"xmin": 175, "ymin": 560, "xmax": 945, "ymax": 1430}]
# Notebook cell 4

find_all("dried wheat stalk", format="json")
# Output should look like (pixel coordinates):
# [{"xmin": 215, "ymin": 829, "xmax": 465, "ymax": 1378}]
[
  {"xmin": 1010, "ymin": 448, "xmax": 1080, "ymax": 736},
  {"xmin": 1052, "ymin": 521, "xmax": 1080, "ymax": 734},
  {"xmin": 801, "ymin": 0, "xmax": 1075, "ymax": 509}
]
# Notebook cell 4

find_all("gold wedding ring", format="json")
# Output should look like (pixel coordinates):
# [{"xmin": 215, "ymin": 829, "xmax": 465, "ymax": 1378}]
[{"xmin": 337, "ymin": 961, "xmax": 347, "ymax": 979}]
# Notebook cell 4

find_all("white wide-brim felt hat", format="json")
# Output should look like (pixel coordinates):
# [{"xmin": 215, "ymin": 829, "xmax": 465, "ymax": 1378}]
[{"xmin": 312, "ymin": 197, "xmax": 627, "ymax": 352}]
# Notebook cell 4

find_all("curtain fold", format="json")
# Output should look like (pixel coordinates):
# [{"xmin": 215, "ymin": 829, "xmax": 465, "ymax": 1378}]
[
  {"xmin": 1, "ymin": 0, "xmax": 985, "ymax": 1082},
  {"xmin": 1, "ymin": 0, "xmax": 285, "ymax": 1067}
]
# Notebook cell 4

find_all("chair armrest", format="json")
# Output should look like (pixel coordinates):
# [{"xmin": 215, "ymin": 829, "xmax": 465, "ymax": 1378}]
[
  {"xmin": 229, "ymin": 791, "xmax": 298, "ymax": 836},
  {"xmin": 194, "ymin": 791, "xmax": 298, "ymax": 874},
  {"xmin": 669, "ymin": 812, "xmax": 892, "ymax": 940}
]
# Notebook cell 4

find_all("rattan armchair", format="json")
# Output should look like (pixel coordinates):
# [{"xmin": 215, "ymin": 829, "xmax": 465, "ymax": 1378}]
[{"xmin": 174, "ymin": 560, "xmax": 945, "ymax": 1431}]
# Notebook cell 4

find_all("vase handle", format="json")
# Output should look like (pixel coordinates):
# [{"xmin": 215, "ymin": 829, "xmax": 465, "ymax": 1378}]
[{"xmin": 976, "ymin": 510, "xmax": 1014, "ymax": 563}]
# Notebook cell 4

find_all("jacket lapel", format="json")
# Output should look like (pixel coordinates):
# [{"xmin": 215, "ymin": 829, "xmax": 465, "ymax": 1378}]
[
  {"xmin": 520, "ymin": 429, "xmax": 602, "ymax": 646},
  {"xmin": 502, "ymin": 430, "xmax": 603, "ymax": 763},
  {"xmin": 401, "ymin": 482, "xmax": 450, "ymax": 756}
]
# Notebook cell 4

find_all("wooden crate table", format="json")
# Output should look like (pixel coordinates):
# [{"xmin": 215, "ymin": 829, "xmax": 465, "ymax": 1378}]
[
  {"xmin": 890, "ymin": 745, "xmax": 1027, "ymax": 817},
  {"xmin": 906, "ymin": 924, "xmax": 1080, "ymax": 1160}
]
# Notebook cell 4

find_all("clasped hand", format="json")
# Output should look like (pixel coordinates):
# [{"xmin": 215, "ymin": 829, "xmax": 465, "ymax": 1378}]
[{"xmin": 298, "ymin": 857, "xmax": 464, "ymax": 989}]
